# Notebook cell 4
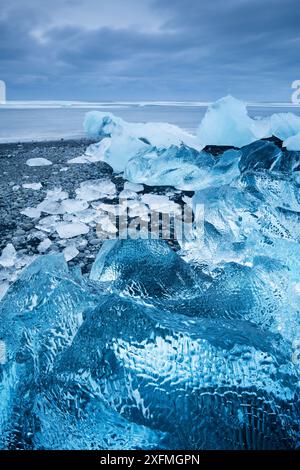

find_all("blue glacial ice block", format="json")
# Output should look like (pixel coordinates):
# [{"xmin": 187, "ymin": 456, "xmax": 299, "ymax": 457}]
[
  {"xmin": 239, "ymin": 140, "xmax": 283, "ymax": 173},
  {"xmin": 0, "ymin": 254, "xmax": 97, "ymax": 448},
  {"xmin": 34, "ymin": 395, "xmax": 173, "ymax": 450},
  {"xmin": 90, "ymin": 238, "xmax": 205, "ymax": 300},
  {"xmin": 43, "ymin": 294, "xmax": 299, "ymax": 450},
  {"xmin": 124, "ymin": 144, "xmax": 241, "ymax": 191}
]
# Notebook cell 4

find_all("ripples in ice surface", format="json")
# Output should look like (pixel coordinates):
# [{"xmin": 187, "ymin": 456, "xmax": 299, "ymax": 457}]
[{"xmin": 0, "ymin": 235, "xmax": 299, "ymax": 450}]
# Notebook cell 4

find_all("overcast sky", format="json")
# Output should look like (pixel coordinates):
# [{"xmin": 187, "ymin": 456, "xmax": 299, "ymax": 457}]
[{"xmin": 0, "ymin": 0, "xmax": 299, "ymax": 101}]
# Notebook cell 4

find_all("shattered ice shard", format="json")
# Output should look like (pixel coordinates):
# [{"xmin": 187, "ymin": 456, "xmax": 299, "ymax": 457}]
[{"xmin": 63, "ymin": 245, "xmax": 79, "ymax": 262}]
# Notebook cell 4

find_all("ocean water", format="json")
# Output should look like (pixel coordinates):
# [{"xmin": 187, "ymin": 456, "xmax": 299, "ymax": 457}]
[{"xmin": 0, "ymin": 101, "xmax": 300, "ymax": 143}]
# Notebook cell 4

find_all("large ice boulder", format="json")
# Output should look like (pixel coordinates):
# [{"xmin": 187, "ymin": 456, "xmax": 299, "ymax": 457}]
[
  {"xmin": 84, "ymin": 111, "xmax": 200, "ymax": 172},
  {"xmin": 40, "ymin": 293, "xmax": 299, "ymax": 449},
  {"xmin": 197, "ymin": 95, "xmax": 270, "ymax": 148},
  {"xmin": 84, "ymin": 111, "xmax": 200, "ymax": 149}
]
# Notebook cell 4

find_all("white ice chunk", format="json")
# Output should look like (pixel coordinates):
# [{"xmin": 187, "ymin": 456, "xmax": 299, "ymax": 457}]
[
  {"xmin": 283, "ymin": 132, "xmax": 300, "ymax": 151},
  {"xmin": 37, "ymin": 238, "xmax": 52, "ymax": 253},
  {"xmin": 63, "ymin": 246, "xmax": 79, "ymax": 261},
  {"xmin": 84, "ymin": 112, "xmax": 200, "ymax": 150},
  {"xmin": 67, "ymin": 155, "xmax": 91, "ymax": 164},
  {"xmin": 69, "ymin": 138, "xmax": 111, "ymax": 164},
  {"xmin": 141, "ymin": 194, "xmax": 181, "ymax": 215},
  {"xmin": 75, "ymin": 179, "xmax": 116, "ymax": 201},
  {"xmin": 45, "ymin": 188, "xmax": 68, "ymax": 201},
  {"xmin": 21, "ymin": 207, "xmax": 42, "ymax": 218},
  {"xmin": 93, "ymin": 202, "xmax": 127, "ymax": 216},
  {"xmin": 0, "ymin": 244, "xmax": 17, "ymax": 268},
  {"xmin": 38, "ymin": 199, "xmax": 66, "ymax": 215},
  {"xmin": 56, "ymin": 222, "xmax": 89, "ymax": 239},
  {"xmin": 67, "ymin": 208, "xmax": 100, "ymax": 224},
  {"xmin": 97, "ymin": 215, "xmax": 118, "ymax": 234},
  {"xmin": 26, "ymin": 158, "xmax": 52, "ymax": 166},
  {"xmin": 119, "ymin": 189, "xmax": 138, "ymax": 200},
  {"xmin": 61, "ymin": 199, "xmax": 89, "ymax": 214},
  {"xmin": 84, "ymin": 111, "xmax": 200, "ymax": 172},
  {"xmin": 269, "ymin": 113, "xmax": 300, "ymax": 141},
  {"xmin": 0, "ymin": 282, "xmax": 9, "ymax": 301},
  {"xmin": 22, "ymin": 183, "xmax": 42, "ymax": 190},
  {"xmin": 127, "ymin": 200, "xmax": 149, "ymax": 221},
  {"xmin": 36, "ymin": 215, "xmax": 60, "ymax": 233},
  {"xmin": 197, "ymin": 96, "xmax": 270, "ymax": 148},
  {"xmin": 124, "ymin": 182, "xmax": 144, "ymax": 192}
]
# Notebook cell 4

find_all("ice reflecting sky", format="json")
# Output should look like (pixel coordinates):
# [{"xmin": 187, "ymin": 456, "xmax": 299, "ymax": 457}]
[{"xmin": 0, "ymin": 0, "xmax": 299, "ymax": 101}]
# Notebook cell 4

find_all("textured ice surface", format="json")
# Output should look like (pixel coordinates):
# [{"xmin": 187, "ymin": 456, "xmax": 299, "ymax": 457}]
[
  {"xmin": 83, "ymin": 98, "xmax": 300, "ymax": 180},
  {"xmin": 269, "ymin": 112, "xmax": 300, "ymax": 141},
  {"xmin": 0, "ymin": 237, "xmax": 299, "ymax": 449},
  {"xmin": 125, "ymin": 145, "xmax": 241, "ymax": 191}
]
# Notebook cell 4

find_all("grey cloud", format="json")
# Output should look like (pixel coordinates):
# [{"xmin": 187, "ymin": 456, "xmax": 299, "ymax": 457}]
[{"xmin": 0, "ymin": 0, "xmax": 299, "ymax": 100}]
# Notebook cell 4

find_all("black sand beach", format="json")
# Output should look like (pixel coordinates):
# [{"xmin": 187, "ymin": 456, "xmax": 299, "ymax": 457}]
[{"xmin": 0, "ymin": 139, "xmax": 114, "ymax": 280}]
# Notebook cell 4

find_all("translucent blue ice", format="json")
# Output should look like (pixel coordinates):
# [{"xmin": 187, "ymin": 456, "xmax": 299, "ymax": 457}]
[
  {"xmin": 124, "ymin": 145, "xmax": 241, "ymax": 191},
  {"xmin": 1, "ymin": 237, "xmax": 299, "ymax": 449},
  {"xmin": 1, "ymin": 106, "xmax": 300, "ymax": 449}
]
